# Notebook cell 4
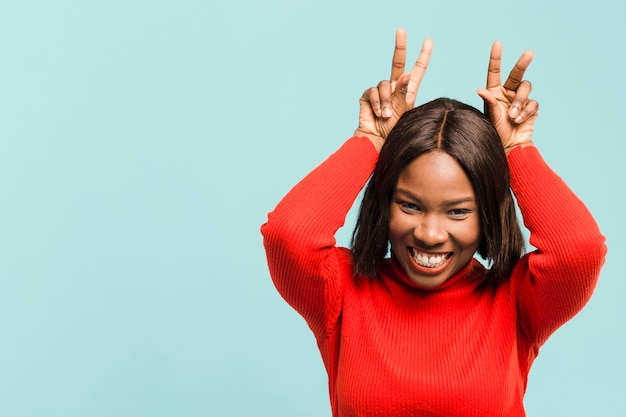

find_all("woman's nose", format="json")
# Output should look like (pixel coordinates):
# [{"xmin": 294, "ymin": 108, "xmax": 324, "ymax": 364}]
[{"xmin": 413, "ymin": 215, "xmax": 447, "ymax": 247}]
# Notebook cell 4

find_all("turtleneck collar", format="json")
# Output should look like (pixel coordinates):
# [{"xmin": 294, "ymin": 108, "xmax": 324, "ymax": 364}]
[{"xmin": 382, "ymin": 255, "xmax": 487, "ymax": 293}]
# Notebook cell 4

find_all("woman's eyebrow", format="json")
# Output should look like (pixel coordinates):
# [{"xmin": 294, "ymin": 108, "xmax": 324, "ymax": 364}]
[
  {"xmin": 393, "ymin": 188, "xmax": 476, "ymax": 207},
  {"xmin": 393, "ymin": 188, "xmax": 422, "ymax": 203},
  {"xmin": 442, "ymin": 197, "xmax": 477, "ymax": 206}
]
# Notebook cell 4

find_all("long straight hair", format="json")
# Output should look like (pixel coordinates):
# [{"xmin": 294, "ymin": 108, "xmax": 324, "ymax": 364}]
[{"xmin": 351, "ymin": 98, "xmax": 524, "ymax": 281}]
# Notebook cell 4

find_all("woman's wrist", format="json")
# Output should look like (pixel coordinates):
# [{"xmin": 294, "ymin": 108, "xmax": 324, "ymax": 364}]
[
  {"xmin": 354, "ymin": 129, "xmax": 384, "ymax": 152},
  {"xmin": 504, "ymin": 141, "xmax": 535, "ymax": 155}
]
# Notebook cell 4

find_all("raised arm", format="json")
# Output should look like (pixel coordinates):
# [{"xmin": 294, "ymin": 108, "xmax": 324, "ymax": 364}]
[
  {"xmin": 477, "ymin": 43, "xmax": 606, "ymax": 345},
  {"xmin": 262, "ymin": 30, "xmax": 433, "ymax": 335}
]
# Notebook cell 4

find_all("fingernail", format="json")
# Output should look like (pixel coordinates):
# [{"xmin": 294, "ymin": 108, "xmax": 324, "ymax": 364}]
[
  {"xmin": 515, "ymin": 115, "xmax": 523, "ymax": 123},
  {"xmin": 383, "ymin": 108, "xmax": 392, "ymax": 118},
  {"xmin": 509, "ymin": 107, "xmax": 519, "ymax": 118}
]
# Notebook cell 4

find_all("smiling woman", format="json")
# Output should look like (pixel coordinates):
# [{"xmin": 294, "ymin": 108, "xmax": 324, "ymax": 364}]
[
  {"xmin": 388, "ymin": 149, "xmax": 481, "ymax": 288},
  {"xmin": 354, "ymin": 98, "xmax": 523, "ymax": 284},
  {"xmin": 260, "ymin": 29, "xmax": 607, "ymax": 417}
]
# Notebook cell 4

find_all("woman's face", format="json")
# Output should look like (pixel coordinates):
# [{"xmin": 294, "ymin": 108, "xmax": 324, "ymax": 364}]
[{"xmin": 388, "ymin": 151, "xmax": 481, "ymax": 288}]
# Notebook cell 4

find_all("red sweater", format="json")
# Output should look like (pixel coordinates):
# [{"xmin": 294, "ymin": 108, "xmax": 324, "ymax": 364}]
[{"xmin": 261, "ymin": 137, "xmax": 606, "ymax": 417}]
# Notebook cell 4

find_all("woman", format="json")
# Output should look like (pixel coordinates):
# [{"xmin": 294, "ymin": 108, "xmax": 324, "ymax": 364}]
[{"xmin": 261, "ymin": 30, "xmax": 606, "ymax": 416}]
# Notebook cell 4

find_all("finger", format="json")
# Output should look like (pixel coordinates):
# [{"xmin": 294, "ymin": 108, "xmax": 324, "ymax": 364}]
[
  {"xmin": 392, "ymin": 73, "xmax": 411, "ymax": 107},
  {"xmin": 405, "ymin": 37, "xmax": 433, "ymax": 107},
  {"xmin": 358, "ymin": 95, "xmax": 376, "ymax": 125},
  {"xmin": 513, "ymin": 99, "xmax": 539, "ymax": 124},
  {"xmin": 503, "ymin": 50, "xmax": 533, "ymax": 91},
  {"xmin": 476, "ymin": 87, "xmax": 499, "ymax": 119},
  {"xmin": 486, "ymin": 41, "xmax": 503, "ymax": 89},
  {"xmin": 362, "ymin": 87, "xmax": 382, "ymax": 118},
  {"xmin": 508, "ymin": 80, "xmax": 532, "ymax": 119},
  {"xmin": 390, "ymin": 28, "xmax": 407, "ymax": 83},
  {"xmin": 377, "ymin": 80, "xmax": 393, "ymax": 118}
]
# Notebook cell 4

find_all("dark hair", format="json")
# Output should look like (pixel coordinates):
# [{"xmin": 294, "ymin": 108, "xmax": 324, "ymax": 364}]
[{"xmin": 351, "ymin": 97, "xmax": 524, "ymax": 281}]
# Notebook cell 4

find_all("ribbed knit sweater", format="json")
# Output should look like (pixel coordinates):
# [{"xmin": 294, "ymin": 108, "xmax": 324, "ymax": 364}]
[{"xmin": 261, "ymin": 136, "xmax": 606, "ymax": 417}]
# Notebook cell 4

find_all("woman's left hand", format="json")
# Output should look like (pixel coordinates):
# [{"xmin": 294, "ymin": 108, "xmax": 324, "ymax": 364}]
[{"xmin": 477, "ymin": 41, "xmax": 539, "ymax": 153}]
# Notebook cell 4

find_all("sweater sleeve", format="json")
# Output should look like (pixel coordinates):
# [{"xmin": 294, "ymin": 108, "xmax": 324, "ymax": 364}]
[
  {"xmin": 261, "ymin": 137, "xmax": 378, "ymax": 337},
  {"xmin": 508, "ymin": 146, "xmax": 607, "ymax": 347}
]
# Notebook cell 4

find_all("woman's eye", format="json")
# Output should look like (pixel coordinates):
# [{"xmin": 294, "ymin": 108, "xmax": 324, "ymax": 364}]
[
  {"xmin": 448, "ymin": 209, "xmax": 470, "ymax": 218},
  {"xmin": 397, "ymin": 200, "xmax": 420, "ymax": 212}
]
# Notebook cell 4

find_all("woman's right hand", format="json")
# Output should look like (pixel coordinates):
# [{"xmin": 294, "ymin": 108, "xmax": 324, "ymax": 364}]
[{"xmin": 355, "ymin": 29, "xmax": 433, "ymax": 151}]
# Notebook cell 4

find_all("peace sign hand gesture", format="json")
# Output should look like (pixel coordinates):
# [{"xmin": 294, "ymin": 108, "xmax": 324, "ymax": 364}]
[
  {"xmin": 355, "ymin": 30, "xmax": 433, "ymax": 151},
  {"xmin": 477, "ymin": 41, "xmax": 539, "ymax": 154}
]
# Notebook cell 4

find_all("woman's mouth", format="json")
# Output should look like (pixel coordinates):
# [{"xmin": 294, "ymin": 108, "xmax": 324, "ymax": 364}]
[{"xmin": 409, "ymin": 248, "xmax": 452, "ymax": 269}]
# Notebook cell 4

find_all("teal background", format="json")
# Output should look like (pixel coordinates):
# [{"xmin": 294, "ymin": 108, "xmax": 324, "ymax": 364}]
[{"xmin": 0, "ymin": 0, "xmax": 623, "ymax": 416}]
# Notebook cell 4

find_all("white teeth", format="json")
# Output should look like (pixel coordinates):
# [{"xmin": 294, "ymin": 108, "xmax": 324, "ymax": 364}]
[{"xmin": 414, "ymin": 252, "xmax": 448, "ymax": 268}]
